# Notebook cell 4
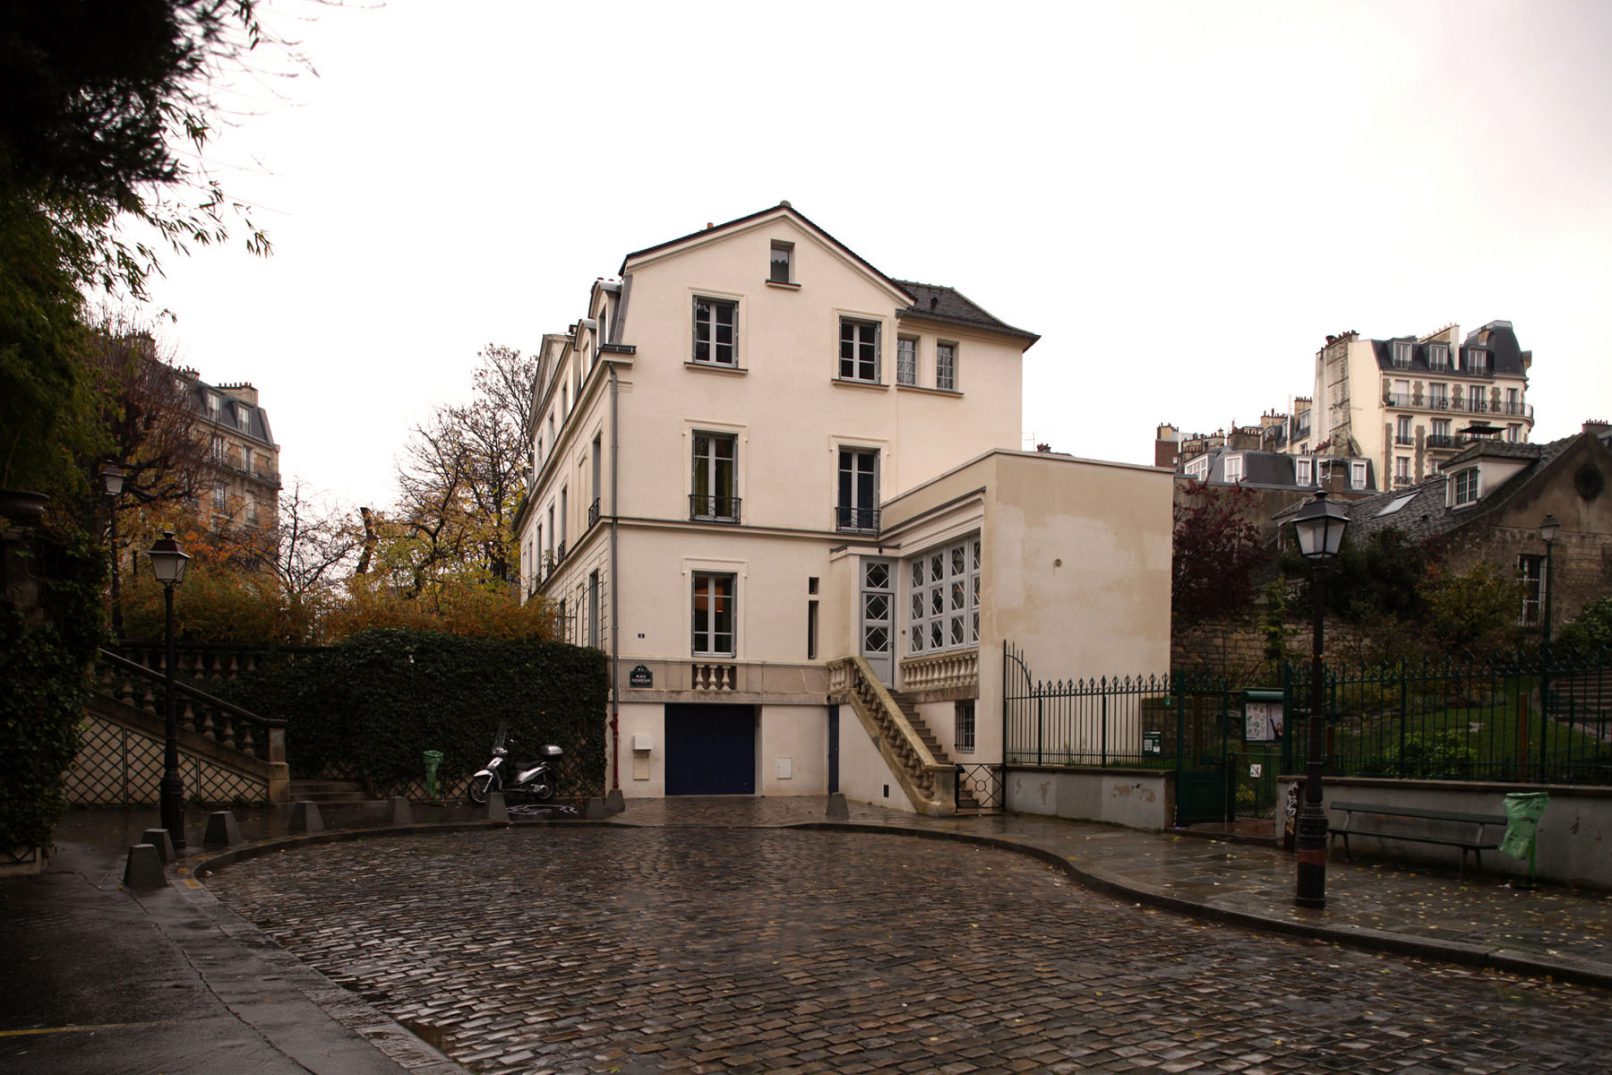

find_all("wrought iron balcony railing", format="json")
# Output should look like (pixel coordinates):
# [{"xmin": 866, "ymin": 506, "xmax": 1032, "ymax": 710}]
[
  {"xmin": 688, "ymin": 494, "xmax": 741, "ymax": 523},
  {"xmin": 587, "ymin": 497, "xmax": 601, "ymax": 529},
  {"xmin": 836, "ymin": 506, "xmax": 880, "ymax": 534}
]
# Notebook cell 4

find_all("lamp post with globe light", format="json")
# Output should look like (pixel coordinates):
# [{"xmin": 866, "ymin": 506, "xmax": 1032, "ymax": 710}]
[
  {"xmin": 148, "ymin": 531, "xmax": 191, "ymax": 851},
  {"xmin": 1291, "ymin": 490, "xmax": 1349, "ymax": 909}
]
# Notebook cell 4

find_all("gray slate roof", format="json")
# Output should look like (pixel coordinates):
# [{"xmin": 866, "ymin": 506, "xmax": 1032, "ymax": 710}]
[
  {"xmin": 1371, "ymin": 321, "xmax": 1529, "ymax": 378},
  {"xmin": 893, "ymin": 280, "xmax": 1040, "ymax": 343}
]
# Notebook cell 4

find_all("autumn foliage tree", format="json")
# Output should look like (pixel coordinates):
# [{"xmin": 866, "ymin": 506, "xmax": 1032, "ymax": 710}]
[{"xmin": 1172, "ymin": 482, "xmax": 1271, "ymax": 626}]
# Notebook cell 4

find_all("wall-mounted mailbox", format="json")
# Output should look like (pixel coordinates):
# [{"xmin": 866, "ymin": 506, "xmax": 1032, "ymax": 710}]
[{"xmin": 632, "ymin": 733, "xmax": 653, "ymax": 752}]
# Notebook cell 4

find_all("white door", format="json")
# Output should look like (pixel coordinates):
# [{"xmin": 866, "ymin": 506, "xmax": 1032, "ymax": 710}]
[{"xmin": 860, "ymin": 558, "xmax": 894, "ymax": 685}]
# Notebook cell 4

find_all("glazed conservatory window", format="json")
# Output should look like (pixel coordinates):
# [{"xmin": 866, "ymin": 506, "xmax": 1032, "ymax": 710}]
[{"xmin": 908, "ymin": 535, "xmax": 980, "ymax": 655}]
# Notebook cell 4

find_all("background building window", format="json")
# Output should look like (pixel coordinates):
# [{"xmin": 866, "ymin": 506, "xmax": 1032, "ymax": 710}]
[
  {"xmin": 896, "ymin": 336, "xmax": 917, "ymax": 386},
  {"xmin": 693, "ymin": 298, "xmax": 738, "ymax": 366},
  {"xmin": 1223, "ymin": 455, "xmax": 1244, "ymax": 483},
  {"xmin": 1452, "ymin": 467, "xmax": 1479, "ymax": 505},
  {"xmin": 1519, "ymin": 554, "xmax": 1545, "ymax": 625},
  {"xmin": 692, "ymin": 572, "xmax": 735, "ymax": 656},
  {"xmin": 837, "ymin": 448, "xmax": 879, "ymax": 532},
  {"xmin": 839, "ymin": 318, "xmax": 879, "ymax": 382},
  {"xmin": 936, "ymin": 342, "xmax": 956, "ymax": 391},
  {"xmin": 955, "ymin": 700, "xmax": 976, "ymax": 754},
  {"xmin": 692, "ymin": 432, "xmax": 738, "ymax": 521},
  {"xmin": 1350, "ymin": 460, "xmax": 1368, "ymax": 489},
  {"xmin": 588, "ymin": 571, "xmax": 601, "ymax": 647},
  {"xmin": 1295, "ymin": 457, "xmax": 1312, "ymax": 485}
]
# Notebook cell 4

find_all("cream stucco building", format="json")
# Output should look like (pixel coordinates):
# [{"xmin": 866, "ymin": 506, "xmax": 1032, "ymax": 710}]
[{"xmin": 515, "ymin": 205, "xmax": 1171, "ymax": 814}]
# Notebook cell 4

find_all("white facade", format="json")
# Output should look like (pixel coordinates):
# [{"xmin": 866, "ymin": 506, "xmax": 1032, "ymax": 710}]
[{"xmin": 516, "ymin": 205, "xmax": 1171, "ymax": 809}]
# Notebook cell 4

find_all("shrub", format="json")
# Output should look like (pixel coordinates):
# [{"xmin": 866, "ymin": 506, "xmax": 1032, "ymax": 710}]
[
  {"xmin": 224, "ymin": 628, "xmax": 606, "ymax": 797},
  {"xmin": 1382, "ymin": 730, "xmax": 1477, "ymax": 780}
]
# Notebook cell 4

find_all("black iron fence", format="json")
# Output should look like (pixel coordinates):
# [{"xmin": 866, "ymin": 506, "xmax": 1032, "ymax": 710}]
[
  {"xmin": 1283, "ymin": 654, "xmax": 1612, "ymax": 785},
  {"xmin": 1004, "ymin": 642, "xmax": 1612, "ymax": 788}
]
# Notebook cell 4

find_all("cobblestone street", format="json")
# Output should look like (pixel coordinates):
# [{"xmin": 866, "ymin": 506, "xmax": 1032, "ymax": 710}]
[{"xmin": 205, "ymin": 826, "xmax": 1612, "ymax": 1074}]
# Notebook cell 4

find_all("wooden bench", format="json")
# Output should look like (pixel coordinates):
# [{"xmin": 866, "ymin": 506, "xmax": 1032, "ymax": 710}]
[{"xmin": 1329, "ymin": 801, "xmax": 1508, "ymax": 877}]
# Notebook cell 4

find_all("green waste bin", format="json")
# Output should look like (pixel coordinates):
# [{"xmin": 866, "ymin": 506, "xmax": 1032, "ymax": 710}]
[
  {"xmin": 423, "ymin": 750, "xmax": 445, "ymax": 803},
  {"xmin": 1501, "ymin": 791, "xmax": 1549, "ymax": 884}
]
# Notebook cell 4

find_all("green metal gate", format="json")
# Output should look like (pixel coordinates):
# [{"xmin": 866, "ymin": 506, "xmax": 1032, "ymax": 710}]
[{"xmin": 1173, "ymin": 678, "xmax": 1236, "ymax": 825}]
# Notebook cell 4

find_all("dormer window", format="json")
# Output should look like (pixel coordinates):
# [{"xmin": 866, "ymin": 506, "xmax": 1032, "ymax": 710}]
[
  {"xmin": 769, "ymin": 241, "xmax": 794, "ymax": 284},
  {"xmin": 206, "ymin": 392, "xmax": 221, "ymax": 418},
  {"xmin": 234, "ymin": 404, "xmax": 251, "ymax": 431},
  {"xmin": 1295, "ymin": 457, "xmax": 1312, "ymax": 485},
  {"xmin": 1391, "ymin": 341, "xmax": 1412, "ymax": 369},
  {"xmin": 1452, "ymin": 467, "xmax": 1480, "ymax": 506},
  {"xmin": 1184, "ymin": 456, "xmax": 1209, "ymax": 481},
  {"xmin": 1222, "ymin": 455, "xmax": 1244, "ymax": 483},
  {"xmin": 1350, "ymin": 460, "xmax": 1367, "ymax": 489},
  {"xmin": 1466, "ymin": 347, "xmax": 1488, "ymax": 375},
  {"xmin": 1428, "ymin": 343, "xmax": 1450, "ymax": 370}
]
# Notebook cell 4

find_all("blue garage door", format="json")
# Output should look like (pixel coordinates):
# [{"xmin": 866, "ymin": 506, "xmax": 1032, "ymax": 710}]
[{"xmin": 665, "ymin": 704, "xmax": 756, "ymax": 795}]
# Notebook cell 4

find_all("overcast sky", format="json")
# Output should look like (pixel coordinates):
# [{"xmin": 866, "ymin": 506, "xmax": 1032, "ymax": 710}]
[{"xmin": 136, "ymin": 0, "xmax": 1612, "ymax": 510}]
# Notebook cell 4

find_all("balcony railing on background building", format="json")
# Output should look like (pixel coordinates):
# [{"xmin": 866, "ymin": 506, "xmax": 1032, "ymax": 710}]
[
  {"xmin": 688, "ymin": 494, "xmax": 741, "ymax": 523},
  {"xmin": 587, "ymin": 497, "xmax": 601, "ymax": 529},
  {"xmin": 1426, "ymin": 434, "xmax": 1456, "ymax": 449}
]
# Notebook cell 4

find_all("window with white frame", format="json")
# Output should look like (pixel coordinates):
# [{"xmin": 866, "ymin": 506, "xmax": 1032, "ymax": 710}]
[
  {"xmin": 1223, "ymin": 455, "xmax": 1244, "ymax": 483},
  {"xmin": 1452, "ymin": 467, "xmax": 1479, "ymax": 506},
  {"xmin": 242, "ymin": 446, "xmax": 254, "ymax": 474},
  {"xmin": 955, "ymin": 700, "xmax": 976, "ymax": 754},
  {"xmin": 1429, "ymin": 382, "xmax": 1448, "ymax": 408},
  {"xmin": 693, "ymin": 297, "xmax": 738, "ymax": 366},
  {"xmin": 769, "ymin": 241, "xmax": 793, "ymax": 284},
  {"xmin": 234, "ymin": 404, "xmax": 251, "ymax": 431},
  {"xmin": 1350, "ymin": 460, "xmax": 1367, "ymax": 489},
  {"xmin": 839, "ymin": 318, "xmax": 880, "ymax": 382},
  {"xmin": 1295, "ymin": 457, "xmax": 1312, "ymax": 485},
  {"xmin": 206, "ymin": 393, "xmax": 221, "ymax": 418},
  {"xmin": 935, "ymin": 342, "xmax": 957, "ymax": 391},
  {"xmin": 692, "ymin": 432, "xmax": 738, "ymax": 521},
  {"xmin": 212, "ymin": 484, "xmax": 227, "ymax": 512},
  {"xmin": 896, "ymin": 336, "xmax": 917, "ymax": 386},
  {"xmin": 1519, "ymin": 554, "xmax": 1546, "ymax": 625},
  {"xmin": 1507, "ymin": 425, "xmax": 1521, "ymax": 442},
  {"xmin": 1396, "ymin": 415, "xmax": 1412, "ymax": 445},
  {"xmin": 1394, "ymin": 456, "xmax": 1410, "ymax": 484},
  {"xmin": 210, "ymin": 434, "xmax": 225, "ymax": 462},
  {"xmin": 1466, "ymin": 347, "xmax": 1488, "ymax": 374},
  {"xmin": 837, "ymin": 447, "xmax": 879, "ymax": 532},
  {"xmin": 1391, "ymin": 340, "xmax": 1412, "ymax": 368},
  {"xmin": 1428, "ymin": 342, "xmax": 1450, "ymax": 369},
  {"xmin": 245, "ymin": 493, "xmax": 258, "ymax": 525},
  {"xmin": 691, "ymin": 572, "xmax": 735, "ymax": 656},
  {"xmin": 1185, "ymin": 456, "xmax": 1209, "ymax": 481},
  {"xmin": 908, "ymin": 535, "xmax": 980, "ymax": 655},
  {"xmin": 1432, "ymin": 417, "xmax": 1452, "ymax": 443}
]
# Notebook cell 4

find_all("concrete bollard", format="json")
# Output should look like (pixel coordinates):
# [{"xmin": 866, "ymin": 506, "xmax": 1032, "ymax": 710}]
[
  {"xmin": 485, "ymin": 791, "xmax": 508, "ymax": 822},
  {"xmin": 583, "ymin": 796, "xmax": 609, "ymax": 820},
  {"xmin": 289, "ymin": 801, "xmax": 324, "ymax": 834},
  {"xmin": 124, "ymin": 843, "xmax": 167, "ymax": 888},
  {"xmin": 386, "ymin": 795, "xmax": 412, "ymax": 826},
  {"xmin": 826, "ymin": 792, "xmax": 850, "ymax": 819},
  {"xmin": 605, "ymin": 789, "xmax": 626, "ymax": 814},
  {"xmin": 140, "ymin": 828, "xmax": 176, "ymax": 864},
  {"xmin": 203, "ymin": 810, "xmax": 243, "ymax": 850}
]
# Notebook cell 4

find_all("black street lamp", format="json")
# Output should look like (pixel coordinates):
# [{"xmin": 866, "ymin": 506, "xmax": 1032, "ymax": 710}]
[
  {"xmin": 1538, "ymin": 514, "xmax": 1559, "ymax": 780},
  {"xmin": 148, "ymin": 531, "xmax": 191, "ymax": 851},
  {"xmin": 100, "ymin": 463, "xmax": 125, "ymax": 638},
  {"xmin": 1291, "ymin": 490, "xmax": 1349, "ymax": 909}
]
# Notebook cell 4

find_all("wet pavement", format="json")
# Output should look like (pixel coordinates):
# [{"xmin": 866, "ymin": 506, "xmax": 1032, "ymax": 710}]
[{"xmin": 3, "ymin": 797, "xmax": 1610, "ymax": 1074}]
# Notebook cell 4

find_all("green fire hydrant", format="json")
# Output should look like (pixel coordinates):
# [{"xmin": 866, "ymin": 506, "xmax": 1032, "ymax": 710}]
[
  {"xmin": 423, "ymin": 750, "xmax": 445, "ymax": 804},
  {"xmin": 1500, "ymin": 791, "xmax": 1549, "ymax": 887}
]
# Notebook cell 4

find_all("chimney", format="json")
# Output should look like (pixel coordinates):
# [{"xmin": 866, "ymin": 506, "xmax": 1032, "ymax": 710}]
[
  {"xmin": 1154, "ymin": 423, "xmax": 1179, "ymax": 468},
  {"xmin": 218, "ymin": 382, "xmax": 258, "ymax": 406},
  {"xmin": 1584, "ymin": 419, "xmax": 1611, "ymax": 436}
]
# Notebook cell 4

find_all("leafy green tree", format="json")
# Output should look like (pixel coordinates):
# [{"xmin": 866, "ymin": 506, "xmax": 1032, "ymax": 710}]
[{"xmin": 1555, "ymin": 597, "xmax": 1612, "ymax": 662}]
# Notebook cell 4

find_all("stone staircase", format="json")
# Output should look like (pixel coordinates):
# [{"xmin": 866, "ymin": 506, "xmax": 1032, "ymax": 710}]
[
  {"xmin": 830, "ymin": 656, "xmax": 958, "ymax": 816},
  {"xmin": 885, "ymin": 688, "xmax": 982, "ymax": 811}
]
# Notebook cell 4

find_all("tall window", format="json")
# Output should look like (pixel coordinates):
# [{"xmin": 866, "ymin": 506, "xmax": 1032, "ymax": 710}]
[
  {"xmin": 243, "ymin": 446, "xmax": 254, "ymax": 474},
  {"xmin": 839, "ymin": 318, "xmax": 880, "ymax": 382},
  {"xmin": 210, "ymin": 434, "xmax": 225, "ymax": 462},
  {"xmin": 1394, "ymin": 456, "xmax": 1410, "ymax": 485},
  {"xmin": 691, "ymin": 432, "xmax": 738, "ymax": 521},
  {"xmin": 936, "ymin": 342, "xmax": 956, "ymax": 391},
  {"xmin": 588, "ymin": 570, "xmax": 601, "ymax": 647},
  {"xmin": 692, "ymin": 572, "xmax": 735, "ymax": 657},
  {"xmin": 1392, "ymin": 340, "xmax": 1412, "ymax": 368},
  {"xmin": 590, "ymin": 433, "xmax": 603, "ymax": 523},
  {"xmin": 559, "ymin": 486, "xmax": 568, "ymax": 550},
  {"xmin": 837, "ymin": 448, "xmax": 879, "ymax": 532},
  {"xmin": 235, "ymin": 404, "xmax": 250, "ymax": 431},
  {"xmin": 1506, "ymin": 387, "xmax": 1521, "ymax": 414},
  {"xmin": 1295, "ymin": 457, "xmax": 1312, "ymax": 485},
  {"xmin": 769, "ymin": 241, "xmax": 793, "ymax": 283},
  {"xmin": 1429, "ymin": 382, "xmax": 1448, "ymax": 408},
  {"xmin": 1431, "ymin": 417, "xmax": 1452, "ymax": 444},
  {"xmin": 955, "ymin": 700, "xmax": 976, "ymax": 754},
  {"xmin": 212, "ymin": 484, "xmax": 227, "ymax": 512},
  {"xmin": 1428, "ymin": 343, "xmax": 1450, "ymax": 369},
  {"xmin": 1469, "ymin": 390, "xmax": 1487, "ymax": 413},
  {"xmin": 693, "ymin": 298, "xmax": 738, "ymax": 366},
  {"xmin": 1350, "ymin": 460, "xmax": 1368, "ymax": 489},
  {"xmin": 1519, "ymin": 554, "xmax": 1546, "ymax": 626},
  {"xmin": 896, "ymin": 336, "xmax": 917, "ymax": 386},
  {"xmin": 1223, "ymin": 455, "xmax": 1244, "ymax": 483},
  {"xmin": 909, "ymin": 535, "xmax": 981, "ymax": 654},
  {"xmin": 1466, "ymin": 347, "xmax": 1488, "ymax": 374},
  {"xmin": 1452, "ymin": 467, "xmax": 1479, "ymax": 506},
  {"xmin": 1396, "ymin": 415, "xmax": 1412, "ymax": 445}
]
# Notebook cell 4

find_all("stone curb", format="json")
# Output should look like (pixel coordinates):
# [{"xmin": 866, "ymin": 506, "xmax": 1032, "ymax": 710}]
[{"xmin": 789, "ymin": 821, "xmax": 1612, "ymax": 993}]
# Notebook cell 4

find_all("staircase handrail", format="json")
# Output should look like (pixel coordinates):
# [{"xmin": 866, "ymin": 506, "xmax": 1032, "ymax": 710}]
[
  {"xmin": 843, "ymin": 655, "xmax": 941, "ymax": 769},
  {"xmin": 96, "ymin": 647, "xmax": 286, "ymax": 729}
]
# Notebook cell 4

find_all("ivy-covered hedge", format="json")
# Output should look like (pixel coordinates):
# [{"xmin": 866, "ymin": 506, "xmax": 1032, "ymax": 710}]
[
  {"xmin": 0, "ymin": 529, "xmax": 104, "ymax": 853},
  {"xmin": 227, "ymin": 628, "xmax": 607, "ymax": 798}
]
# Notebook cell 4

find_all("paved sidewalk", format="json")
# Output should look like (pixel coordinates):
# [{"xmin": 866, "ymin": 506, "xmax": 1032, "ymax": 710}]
[{"xmin": 3, "ymin": 797, "xmax": 1608, "ymax": 1074}]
